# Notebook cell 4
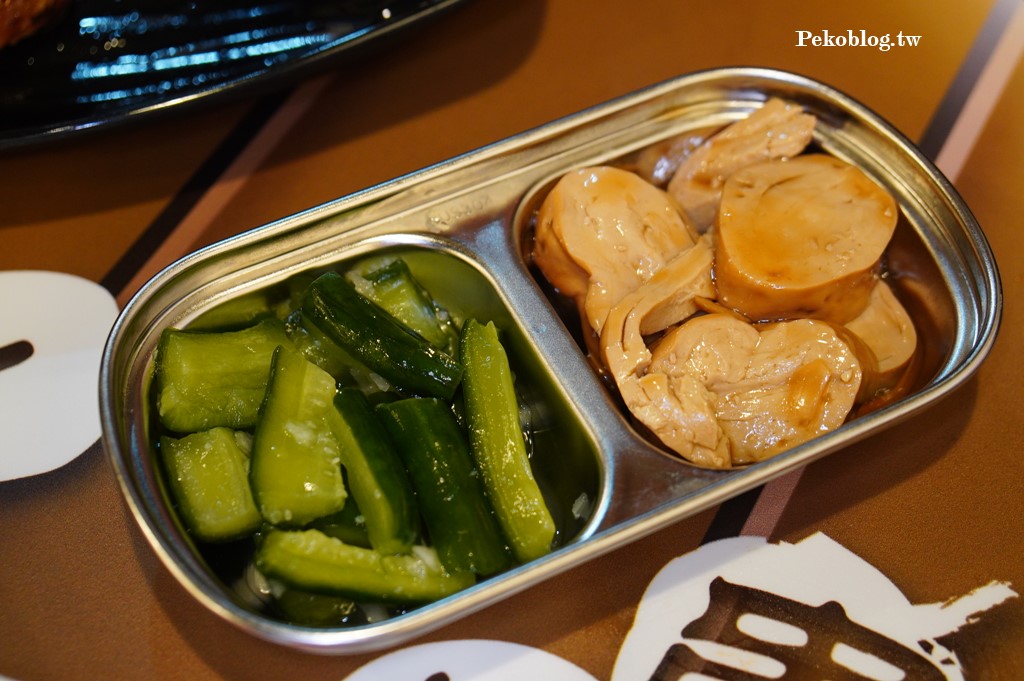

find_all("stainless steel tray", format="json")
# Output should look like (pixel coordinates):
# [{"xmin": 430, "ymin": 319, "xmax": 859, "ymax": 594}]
[{"xmin": 100, "ymin": 67, "xmax": 1002, "ymax": 654}]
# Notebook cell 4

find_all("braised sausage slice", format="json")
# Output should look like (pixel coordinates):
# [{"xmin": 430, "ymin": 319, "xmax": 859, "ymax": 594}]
[
  {"xmin": 598, "ymin": 238, "xmax": 723, "ymax": 466},
  {"xmin": 667, "ymin": 98, "xmax": 816, "ymax": 232},
  {"xmin": 533, "ymin": 166, "xmax": 698, "ymax": 342},
  {"xmin": 845, "ymin": 280, "xmax": 918, "ymax": 399},
  {"xmin": 648, "ymin": 313, "xmax": 863, "ymax": 465},
  {"xmin": 714, "ymin": 154, "xmax": 898, "ymax": 324}
]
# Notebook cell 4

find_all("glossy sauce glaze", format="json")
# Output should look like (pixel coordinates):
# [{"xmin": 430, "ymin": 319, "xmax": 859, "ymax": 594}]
[{"xmin": 528, "ymin": 99, "xmax": 919, "ymax": 468}]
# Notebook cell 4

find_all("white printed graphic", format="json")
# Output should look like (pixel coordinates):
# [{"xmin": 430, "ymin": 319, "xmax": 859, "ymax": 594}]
[
  {"xmin": 345, "ymin": 534, "xmax": 1016, "ymax": 680},
  {"xmin": 0, "ymin": 270, "xmax": 119, "ymax": 480},
  {"xmin": 612, "ymin": 533, "xmax": 1017, "ymax": 680},
  {"xmin": 344, "ymin": 639, "xmax": 597, "ymax": 681}
]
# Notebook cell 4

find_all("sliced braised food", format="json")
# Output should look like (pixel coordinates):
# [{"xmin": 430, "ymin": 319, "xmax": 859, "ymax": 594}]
[
  {"xmin": 533, "ymin": 166, "xmax": 699, "ymax": 344},
  {"xmin": 626, "ymin": 131, "xmax": 707, "ymax": 187},
  {"xmin": 648, "ymin": 314, "xmax": 863, "ymax": 465},
  {"xmin": 667, "ymin": 97, "xmax": 816, "ymax": 232},
  {"xmin": 714, "ymin": 154, "xmax": 898, "ymax": 324},
  {"xmin": 599, "ymin": 238, "xmax": 721, "ymax": 466},
  {"xmin": 529, "ymin": 100, "xmax": 911, "ymax": 467},
  {"xmin": 844, "ymin": 280, "xmax": 918, "ymax": 399}
]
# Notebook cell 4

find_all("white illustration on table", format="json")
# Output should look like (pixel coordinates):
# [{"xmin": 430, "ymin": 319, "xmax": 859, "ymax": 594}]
[
  {"xmin": 0, "ymin": 270, "xmax": 118, "ymax": 480},
  {"xmin": 346, "ymin": 533, "xmax": 1017, "ymax": 680}
]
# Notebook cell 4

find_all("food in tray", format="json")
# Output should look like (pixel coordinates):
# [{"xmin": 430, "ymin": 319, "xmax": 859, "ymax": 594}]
[
  {"xmin": 531, "ymin": 98, "xmax": 918, "ymax": 468},
  {"xmin": 713, "ymin": 154, "xmax": 898, "ymax": 324},
  {"xmin": 666, "ymin": 96, "xmax": 817, "ymax": 232},
  {"xmin": 152, "ymin": 255, "xmax": 556, "ymax": 625}
]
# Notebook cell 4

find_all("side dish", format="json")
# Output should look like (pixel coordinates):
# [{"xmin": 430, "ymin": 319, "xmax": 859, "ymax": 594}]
[
  {"xmin": 102, "ymin": 69, "xmax": 998, "ymax": 653},
  {"xmin": 152, "ymin": 256, "xmax": 556, "ymax": 626},
  {"xmin": 531, "ymin": 99, "xmax": 918, "ymax": 468}
]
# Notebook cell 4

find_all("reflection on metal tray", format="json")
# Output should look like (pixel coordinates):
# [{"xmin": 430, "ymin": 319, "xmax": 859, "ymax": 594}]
[{"xmin": 0, "ymin": 0, "xmax": 467, "ymax": 148}]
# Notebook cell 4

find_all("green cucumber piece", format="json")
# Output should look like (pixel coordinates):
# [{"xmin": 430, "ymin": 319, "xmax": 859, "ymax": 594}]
[
  {"xmin": 272, "ymin": 587, "xmax": 360, "ymax": 626},
  {"xmin": 326, "ymin": 388, "xmax": 419, "ymax": 554},
  {"xmin": 256, "ymin": 529, "xmax": 475, "ymax": 603},
  {"xmin": 156, "ymin": 318, "xmax": 291, "ymax": 432},
  {"xmin": 461, "ymin": 319, "xmax": 555, "ymax": 563},
  {"xmin": 286, "ymin": 309, "xmax": 399, "ymax": 400},
  {"xmin": 250, "ymin": 345, "xmax": 347, "ymax": 526},
  {"xmin": 346, "ymin": 256, "xmax": 459, "ymax": 354},
  {"xmin": 376, "ymin": 398, "xmax": 512, "ymax": 576},
  {"xmin": 310, "ymin": 500, "xmax": 371, "ymax": 549},
  {"xmin": 159, "ymin": 428, "xmax": 261, "ymax": 542},
  {"xmin": 285, "ymin": 309, "xmax": 364, "ymax": 381},
  {"xmin": 187, "ymin": 289, "xmax": 277, "ymax": 332},
  {"xmin": 301, "ymin": 271, "xmax": 463, "ymax": 399}
]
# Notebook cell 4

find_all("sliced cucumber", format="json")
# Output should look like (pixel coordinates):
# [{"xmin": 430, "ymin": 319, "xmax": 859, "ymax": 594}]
[
  {"xmin": 250, "ymin": 345, "xmax": 347, "ymax": 527},
  {"xmin": 376, "ymin": 398, "xmax": 512, "ymax": 576},
  {"xmin": 326, "ymin": 388, "xmax": 419, "ymax": 555},
  {"xmin": 301, "ymin": 271, "xmax": 463, "ymax": 399},
  {"xmin": 461, "ymin": 319, "xmax": 555, "ymax": 563},
  {"xmin": 156, "ymin": 318, "xmax": 291, "ymax": 432},
  {"xmin": 309, "ymin": 500, "xmax": 371, "ymax": 549},
  {"xmin": 256, "ymin": 529, "xmax": 475, "ymax": 603},
  {"xmin": 346, "ymin": 256, "xmax": 459, "ymax": 355},
  {"xmin": 159, "ymin": 427, "xmax": 261, "ymax": 542}
]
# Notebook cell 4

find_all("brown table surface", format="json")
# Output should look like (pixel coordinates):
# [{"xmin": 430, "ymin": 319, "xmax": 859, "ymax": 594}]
[{"xmin": 2, "ymin": 0, "xmax": 1022, "ymax": 679}]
